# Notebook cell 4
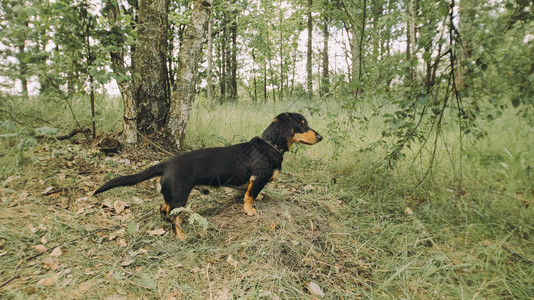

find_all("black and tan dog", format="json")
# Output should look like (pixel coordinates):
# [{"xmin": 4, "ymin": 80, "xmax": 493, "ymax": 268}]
[{"xmin": 93, "ymin": 113, "xmax": 322, "ymax": 240}]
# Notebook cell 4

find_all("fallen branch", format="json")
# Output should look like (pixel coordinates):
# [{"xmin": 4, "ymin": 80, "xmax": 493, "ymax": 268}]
[{"xmin": 36, "ymin": 128, "xmax": 91, "ymax": 140}]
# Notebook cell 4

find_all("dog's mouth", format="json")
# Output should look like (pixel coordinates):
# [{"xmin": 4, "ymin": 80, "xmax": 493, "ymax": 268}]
[{"xmin": 294, "ymin": 130, "xmax": 323, "ymax": 145}]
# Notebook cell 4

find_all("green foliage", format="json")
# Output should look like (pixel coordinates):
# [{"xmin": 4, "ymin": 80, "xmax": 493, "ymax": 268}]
[{"xmin": 171, "ymin": 204, "xmax": 210, "ymax": 233}]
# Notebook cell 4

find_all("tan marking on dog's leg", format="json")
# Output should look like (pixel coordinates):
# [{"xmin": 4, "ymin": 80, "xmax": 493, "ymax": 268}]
[
  {"xmin": 172, "ymin": 214, "xmax": 187, "ymax": 241},
  {"xmin": 243, "ymin": 178, "xmax": 258, "ymax": 216},
  {"xmin": 160, "ymin": 203, "xmax": 171, "ymax": 220},
  {"xmin": 268, "ymin": 169, "xmax": 279, "ymax": 182}
]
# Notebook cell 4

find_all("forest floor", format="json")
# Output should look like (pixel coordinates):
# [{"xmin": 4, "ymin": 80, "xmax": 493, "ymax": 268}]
[{"xmin": 1, "ymin": 99, "xmax": 533, "ymax": 299}]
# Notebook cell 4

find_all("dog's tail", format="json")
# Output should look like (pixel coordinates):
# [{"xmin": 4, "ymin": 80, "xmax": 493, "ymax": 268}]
[{"xmin": 93, "ymin": 162, "xmax": 166, "ymax": 196}]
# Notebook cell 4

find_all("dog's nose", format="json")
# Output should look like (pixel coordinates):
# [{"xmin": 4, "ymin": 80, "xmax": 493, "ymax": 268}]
[{"xmin": 317, "ymin": 133, "xmax": 323, "ymax": 141}]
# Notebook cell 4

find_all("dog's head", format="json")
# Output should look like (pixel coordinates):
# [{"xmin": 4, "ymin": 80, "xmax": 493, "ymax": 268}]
[{"xmin": 262, "ymin": 113, "xmax": 323, "ymax": 151}]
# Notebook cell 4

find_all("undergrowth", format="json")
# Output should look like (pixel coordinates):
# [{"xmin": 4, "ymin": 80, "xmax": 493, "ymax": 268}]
[{"xmin": 0, "ymin": 95, "xmax": 533, "ymax": 298}]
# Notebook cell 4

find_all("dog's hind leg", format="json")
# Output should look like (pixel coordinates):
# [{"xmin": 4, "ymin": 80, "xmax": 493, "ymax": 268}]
[{"xmin": 159, "ymin": 178, "xmax": 192, "ymax": 240}]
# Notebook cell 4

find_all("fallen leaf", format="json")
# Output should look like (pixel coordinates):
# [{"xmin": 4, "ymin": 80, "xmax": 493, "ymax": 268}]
[
  {"xmin": 132, "ymin": 196, "xmax": 143, "ymax": 204},
  {"xmin": 118, "ymin": 239, "xmax": 127, "ymax": 247},
  {"xmin": 34, "ymin": 244, "xmax": 47, "ymax": 252},
  {"xmin": 308, "ymin": 281, "xmax": 325, "ymax": 298},
  {"xmin": 146, "ymin": 228, "xmax": 166, "ymax": 236},
  {"xmin": 226, "ymin": 255, "xmax": 238, "ymax": 268},
  {"xmin": 303, "ymin": 184, "xmax": 315, "ymax": 192},
  {"xmin": 49, "ymin": 192, "xmax": 61, "ymax": 198},
  {"xmin": 102, "ymin": 198, "xmax": 113, "ymax": 208},
  {"xmin": 214, "ymin": 287, "xmax": 231, "ymax": 300},
  {"xmin": 120, "ymin": 258, "xmax": 134, "ymax": 267},
  {"xmin": 3, "ymin": 175, "xmax": 20, "ymax": 186},
  {"xmin": 41, "ymin": 186, "xmax": 55, "ymax": 195},
  {"xmin": 404, "ymin": 207, "xmax": 414, "ymax": 215},
  {"xmin": 28, "ymin": 224, "xmax": 37, "ymax": 233},
  {"xmin": 109, "ymin": 229, "xmax": 125, "ymax": 241},
  {"xmin": 139, "ymin": 273, "xmax": 157, "ymax": 290},
  {"xmin": 40, "ymin": 276, "xmax": 56, "ymax": 286},
  {"xmin": 41, "ymin": 236, "xmax": 48, "ymax": 244},
  {"xmin": 50, "ymin": 247, "xmax": 62, "ymax": 257},
  {"xmin": 76, "ymin": 196, "xmax": 89, "ymax": 202},
  {"xmin": 42, "ymin": 257, "xmax": 59, "ymax": 271},
  {"xmin": 113, "ymin": 200, "xmax": 128, "ymax": 214}
]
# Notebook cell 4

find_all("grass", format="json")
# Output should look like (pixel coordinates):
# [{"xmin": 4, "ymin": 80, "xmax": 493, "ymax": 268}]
[{"xmin": 0, "ymin": 94, "xmax": 533, "ymax": 299}]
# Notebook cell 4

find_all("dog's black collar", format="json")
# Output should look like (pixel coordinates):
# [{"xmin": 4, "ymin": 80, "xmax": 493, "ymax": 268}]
[{"xmin": 259, "ymin": 137, "xmax": 285, "ymax": 155}]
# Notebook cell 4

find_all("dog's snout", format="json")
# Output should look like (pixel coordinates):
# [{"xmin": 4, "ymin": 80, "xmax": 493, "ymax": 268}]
[{"xmin": 316, "ymin": 133, "xmax": 323, "ymax": 142}]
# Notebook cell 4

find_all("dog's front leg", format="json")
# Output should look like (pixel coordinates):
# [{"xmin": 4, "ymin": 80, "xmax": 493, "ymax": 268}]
[
  {"xmin": 160, "ymin": 203, "xmax": 187, "ymax": 240},
  {"xmin": 243, "ymin": 176, "xmax": 267, "ymax": 216}
]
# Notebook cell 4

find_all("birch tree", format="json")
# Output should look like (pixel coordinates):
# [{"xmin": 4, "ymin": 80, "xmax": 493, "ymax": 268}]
[{"xmin": 166, "ymin": 0, "xmax": 213, "ymax": 151}]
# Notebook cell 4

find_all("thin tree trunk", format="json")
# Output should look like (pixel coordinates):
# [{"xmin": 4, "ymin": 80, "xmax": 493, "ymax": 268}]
[
  {"xmin": 166, "ymin": 0, "xmax": 213, "ymax": 151},
  {"xmin": 106, "ymin": 1, "xmax": 137, "ymax": 144},
  {"xmin": 252, "ymin": 48, "xmax": 258, "ymax": 102},
  {"xmin": 17, "ymin": 45, "xmax": 29, "ymax": 98},
  {"xmin": 263, "ymin": 60, "xmax": 267, "ymax": 101},
  {"xmin": 306, "ymin": 0, "xmax": 313, "ymax": 99},
  {"xmin": 279, "ymin": 0, "xmax": 284, "ymax": 101},
  {"xmin": 207, "ymin": 18, "xmax": 213, "ymax": 102},
  {"xmin": 321, "ymin": 18, "xmax": 329, "ymax": 97},
  {"xmin": 405, "ymin": 0, "xmax": 416, "ymax": 83},
  {"xmin": 230, "ymin": 4, "xmax": 238, "ymax": 101}
]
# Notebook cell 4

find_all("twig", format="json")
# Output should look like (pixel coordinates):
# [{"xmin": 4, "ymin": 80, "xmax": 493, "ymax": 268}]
[
  {"xmin": 36, "ymin": 128, "xmax": 91, "ymax": 140},
  {"xmin": 502, "ymin": 246, "xmax": 534, "ymax": 265},
  {"xmin": 136, "ymin": 130, "xmax": 176, "ymax": 157},
  {"xmin": 0, "ymin": 107, "xmax": 55, "ymax": 127}
]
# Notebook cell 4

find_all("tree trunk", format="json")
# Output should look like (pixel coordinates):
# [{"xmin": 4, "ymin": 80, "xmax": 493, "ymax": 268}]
[
  {"xmin": 166, "ymin": 0, "xmax": 213, "ymax": 151},
  {"xmin": 106, "ymin": 1, "xmax": 137, "ymax": 144},
  {"xmin": 306, "ymin": 0, "xmax": 313, "ymax": 99},
  {"xmin": 134, "ymin": 0, "xmax": 170, "ymax": 135}
]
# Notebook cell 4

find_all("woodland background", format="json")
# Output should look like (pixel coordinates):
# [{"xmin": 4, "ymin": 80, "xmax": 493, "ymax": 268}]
[{"xmin": 0, "ymin": 0, "xmax": 533, "ymax": 298}]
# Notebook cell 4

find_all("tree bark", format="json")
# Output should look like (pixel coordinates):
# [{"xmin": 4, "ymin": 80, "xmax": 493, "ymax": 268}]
[
  {"xmin": 134, "ymin": 0, "xmax": 170, "ymax": 135},
  {"xmin": 166, "ymin": 0, "xmax": 213, "ymax": 151}
]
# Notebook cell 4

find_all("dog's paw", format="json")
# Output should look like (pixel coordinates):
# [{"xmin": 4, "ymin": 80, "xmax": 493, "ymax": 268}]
[
  {"xmin": 174, "ymin": 231, "xmax": 187, "ymax": 241},
  {"xmin": 244, "ymin": 204, "xmax": 258, "ymax": 216}
]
